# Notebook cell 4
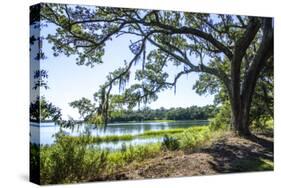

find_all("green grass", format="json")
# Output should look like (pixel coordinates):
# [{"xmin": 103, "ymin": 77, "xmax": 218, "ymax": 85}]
[
  {"xmin": 126, "ymin": 119, "xmax": 177, "ymax": 123},
  {"xmin": 63, "ymin": 128, "xmax": 187, "ymax": 144},
  {"xmin": 33, "ymin": 122, "xmax": 274, "ymax": 184},
  {"xmin": 35, "ymin": 125, "xmax": 213, "ymax": 184},
  {"xmin": 176, "ymin": 126, "xmax": 212, "ymax": 150},
  {"xmin": 127, "ymin": 119, "xmax": 208, "ymax": 123},
  {"xmin": 143, "ymin": 119, "xmax": 177, "ymax": 123},
  {"xmin": 36, "ymin": 138, "xmax": 161, "ymax": 184},
  {"xmin": 66, "ymin": 134, "xmax": 134, "ymax": 143},
  {"xmin": 138, "ymin": 128, "xmax": 185, "ymax": 137},
  {"xmin": 106, "ymin": 143, "xmax": 161, "ymax": 169},
  {"xmin": 55, "ymin": 126, "xmax": 212, "ymax": 150}
]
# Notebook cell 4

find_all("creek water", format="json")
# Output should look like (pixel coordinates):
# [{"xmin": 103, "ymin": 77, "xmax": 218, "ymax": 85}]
[{"xmin": 30, "ymin": 120, "xmax": 208, "ymax": 150}]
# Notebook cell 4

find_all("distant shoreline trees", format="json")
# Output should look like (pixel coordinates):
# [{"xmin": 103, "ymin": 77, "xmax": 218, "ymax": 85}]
[{"xmin": 109, "ymin": 105, "xmax": 217, "ymax": 122}]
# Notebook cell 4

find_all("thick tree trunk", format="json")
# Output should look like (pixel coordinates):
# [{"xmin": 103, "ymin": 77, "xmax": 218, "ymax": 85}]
[
  {"xmin": 230, "ymin": 95, "xmax": 251, "ymax": 136},
  {"xmin": 228, "ymin": 18, "xmax": 273, "ymax": 137},
  {"xmin": 241, "ymin": 99, "xmax": 252, "ymax": 136}
]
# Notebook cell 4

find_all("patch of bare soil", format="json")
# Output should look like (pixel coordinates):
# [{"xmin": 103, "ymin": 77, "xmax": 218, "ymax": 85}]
[{"xmin": 109, "ymin": 132, "xmax": 273, "ymax": 180}]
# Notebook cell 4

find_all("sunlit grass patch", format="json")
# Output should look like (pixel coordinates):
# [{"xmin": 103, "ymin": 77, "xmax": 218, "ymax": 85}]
[
  {"xmin": 64, "ymin": 128, "xmax": 187, "ymax": 144},
  {"xmin": 143, "ymin": 120, "xmax": 177, "ymax": 123},
  {"xmin": 176, "ymin": 126, "xmax": 212, "ymax": 150},
  {"xmin": 138, "ymin": 128, "xmax": 185, "ymax": 137}
]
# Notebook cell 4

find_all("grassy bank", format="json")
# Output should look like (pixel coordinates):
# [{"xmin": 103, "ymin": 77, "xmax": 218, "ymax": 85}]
[
  {"xmin": 31, "ymin": 125, "xmax": 273, "ymax": 184},
  {"xmin": 126, "ymin": 119, "xmax": 177, "ymax": 123},
  {"xmin": 36, "ymin": 142, "xmax": 162, "ymax": 184},
  {"xmin": 124, "ymin": 119, "xmax": 209, "ymax": 123},
  {"xmin": 33, "ymin": 126, "xmax": 218, "ymax": 184},
  {"xmin": 143, "ymin": 119, "xmax": 177, "ymax": 123},
  {"xmin": 63, "ymin": 128, "xmax": 187, "ymax": 144}
]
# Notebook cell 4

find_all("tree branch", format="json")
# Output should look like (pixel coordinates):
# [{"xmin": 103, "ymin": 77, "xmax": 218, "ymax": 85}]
[
  {"xmin": 144, "ymin": 31, "xmax": 231, "ymax": 94},
  {"xmin": 141, "ymin": 20, "xmax": 234, "ymax": 60},
  {"xmin": 230, "ymin": 17, "xmax": 261, "ymax": 107},
  {"xmin": 242, "ymin": 18, "xmax": 273, "ymax": 102}
]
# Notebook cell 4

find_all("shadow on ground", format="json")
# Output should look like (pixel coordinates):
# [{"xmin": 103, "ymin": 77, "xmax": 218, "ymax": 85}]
[
  {"xmin": 99, "ymin": 131, "xmax": 274, "ymax": 181},
  {"xmin": 203, "ymin": 132, "xmax": 273, "ymax": 173}
]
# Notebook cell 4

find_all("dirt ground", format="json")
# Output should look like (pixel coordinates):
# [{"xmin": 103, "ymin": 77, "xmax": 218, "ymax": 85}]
[{"xmin": 108, "ymin": 131, "xmax": 273, "ymax": 180}]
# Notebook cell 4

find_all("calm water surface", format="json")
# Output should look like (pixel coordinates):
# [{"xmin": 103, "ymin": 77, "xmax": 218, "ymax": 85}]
[{"xmin": 30, "ymin": 120, "xmax": 208, "ymax": 150}]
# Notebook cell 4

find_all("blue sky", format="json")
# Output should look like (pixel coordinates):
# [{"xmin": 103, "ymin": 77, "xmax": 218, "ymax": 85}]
[{"xmin": 38, "ymin": 22, "xmax": 214, "ymax": 120}]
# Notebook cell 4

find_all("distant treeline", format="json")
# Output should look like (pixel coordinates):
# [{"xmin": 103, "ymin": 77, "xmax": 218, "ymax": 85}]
[{"xmin": 110, "ymin": 105, "xmax": 218, "ymax": 122}]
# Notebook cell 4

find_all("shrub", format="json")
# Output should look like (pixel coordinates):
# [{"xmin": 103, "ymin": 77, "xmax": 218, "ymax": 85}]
[
  {"xmin": 178, "ymin": 126, "xmax": 211, "ymax": 150},
  {"xmin": 250, "ymin": 116, "xmax": 273, "ymax": 132},
  {"xmin": 39, "ymin": 133, "xmax": 109, "ymax": 184},
  {"xmin": 38, "ymin": 133, "xmax": 162, "ymax": 184},
  {"xmin": 210, "ymin": 102, "xmax": 231, "ymax": 131},
  {"xmin": 161, "ymin": 134, "xmax": 180, "ymax": 151},
  {"xmin": 118, "ymin": 143, "xmax": 161, "ymax": 163}
]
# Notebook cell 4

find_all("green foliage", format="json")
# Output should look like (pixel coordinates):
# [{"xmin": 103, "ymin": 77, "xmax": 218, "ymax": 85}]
[
  {"xmin": 63, "ymin": 128, "xmax": 187, "ymax": 144},
  {"xmin": 68, "ymin": 98, "xmax": 111, "ymax": 128},
  {"xmin": 250, "ymin": 117, "xmax": 273, "ymax": 132},
  {"xmin": 142, "ymin": 119, "xmax": 176, "ymax": 123},
  {"xmin": 34, "ymin": 125, "xmax": 225, "ymax": 184},
  {"xmin": 209, "ymin": 102, "xmax": 231, "ymax": 131},
  {"xmin": 110, "ymin": 105, "xmax": 217, "ymax": 122},
  {"xmin": 41, "ymin": 5, "xmax": 273, "ymax": 135},
  {"xmin": 69, "ymin": 97, "xmax": 96, "ymax": 120},
  {"xmin": 249, "ymin": 63, "xmax": 273, "ymax": 131},
  {"xmin": 177, "ymin": 126, "xmax": 211, "ymax": 150},
  {"xmin": 30, "ymin": 96, "xmax": 62, "ymax": 122},
  {"xmin": 193, "ymin": 58, "xmax": 230, "ymax": 105},
  {"xmin": 161, "ymin": 135, "xmax": 180, "ymax": 151},
  {"xmin": 139, "ymin": 128, "xmax": 185, "ymax": 137},
  {"xmin": 39, "ymin": 133, "xmax": 109, "ymax": 184},
  {"xmin": 108, "ymin": 144, "xmax": 161, "ymax": 165},
  {"xmin": 37, "ymin": 134, "xmax": 161, "ymax": 184},
  {"xmin": 88, "ymin": 114, "xmax": 105, "ymax": 126},
  {"xmin": 193, "ymin": 73, "xmax": 229, "ymax": 105},
  {"xmin": 245, "ymin": 53, "xmax": 273, "ymax": 126},
  {"xmin": 194, "ymin": 56, "xmax": 273, "ymax": 132},
  {"xmin": 67, "ymin": 134, "xmax": 134, "ymax": 144}
]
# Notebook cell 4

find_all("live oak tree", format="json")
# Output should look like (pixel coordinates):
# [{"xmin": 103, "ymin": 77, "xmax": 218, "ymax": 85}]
[
  {"xmin": 193, "ymin": 53, "xmax": 273, "ymax": 127},
  {"xmin": 40, "ymin": 4, "xmax": 273, "ymax": 136}
]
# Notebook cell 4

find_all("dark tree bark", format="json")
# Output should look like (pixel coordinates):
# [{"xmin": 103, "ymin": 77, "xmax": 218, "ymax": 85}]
[{"xmin": 230, "ymin": 18, "xmax": 273, "ymax": 136}]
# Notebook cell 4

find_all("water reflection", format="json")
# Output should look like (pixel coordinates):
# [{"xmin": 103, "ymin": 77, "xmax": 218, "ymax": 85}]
[
  {"xmin": 30, "ymin": 120, "xmax": 208, "ymax": 148},
  {"xmin": 93, "ymin": 137, "xmax": 164, "ymax": 151}
]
